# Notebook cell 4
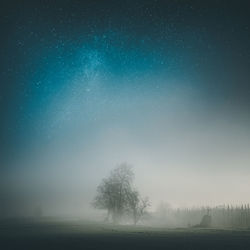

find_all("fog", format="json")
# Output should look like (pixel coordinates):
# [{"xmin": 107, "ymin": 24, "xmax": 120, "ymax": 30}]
[
  {"xmin": 2, "ymin": 1, "xmax": 250, "ymax": 226},
  {"xmin": 2, "ymin": 78, "xmax": 250, "ymax": 219}
]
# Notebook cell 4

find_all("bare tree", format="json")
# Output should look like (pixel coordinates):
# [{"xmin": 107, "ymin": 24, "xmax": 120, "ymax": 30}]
[
  {"xmin": 93, "ymin": 163, "xmax": 134, "ymax": 224},
  {"xmin": 127, "ymin": 190, "xmax": 150, "ymax": 225},
  {"xmin": 93, "ymin": 163, "xmax": 150, "ymax": 225}
]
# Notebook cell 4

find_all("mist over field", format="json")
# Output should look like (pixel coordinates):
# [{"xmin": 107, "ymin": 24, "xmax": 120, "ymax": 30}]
[
  {"xmin": 1, "ymin": 0, "xmax": 250, "ymax": 226},
  {"xmin": 3, "ymin": 2, "xmax": 250, "ymax": 250},
  {"xmin": 2, "ymin": 79, "xmax": 250, "ymax": 219}
]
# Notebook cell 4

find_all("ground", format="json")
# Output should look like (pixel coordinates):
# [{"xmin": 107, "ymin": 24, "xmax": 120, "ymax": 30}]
[{"xmin": 1, "ymin": 218, "xmax": 250, "ymax": 249}]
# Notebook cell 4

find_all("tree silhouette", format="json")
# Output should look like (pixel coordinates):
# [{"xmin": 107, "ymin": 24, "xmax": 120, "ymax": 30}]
[{"xmin": 93, "ymin": 163, "xmax": 149, "ymax": 224}]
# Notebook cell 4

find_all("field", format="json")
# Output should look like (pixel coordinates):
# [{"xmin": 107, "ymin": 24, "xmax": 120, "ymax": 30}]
[{"xmin": 1, "ymin": 219, "xmax": 250, "ymax": 250}]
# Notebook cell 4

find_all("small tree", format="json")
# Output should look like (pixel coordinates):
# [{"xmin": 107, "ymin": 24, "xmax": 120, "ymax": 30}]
[
  {"xmin": 127, "ymin": 190, "xmax": 150, "ymax": 225},
  {"xmin": 93, "ymin": 163, "xmax": 134, "ymax": 224},
  {"xmin": 93, "ymin": 163, "xmax": 150, "ymax": 225}
]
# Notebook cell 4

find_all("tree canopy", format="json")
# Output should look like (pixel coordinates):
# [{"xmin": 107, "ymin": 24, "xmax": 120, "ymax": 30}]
[{"xmin": 93, "ymin": 163, "xmax": 149, "ymax": 224}]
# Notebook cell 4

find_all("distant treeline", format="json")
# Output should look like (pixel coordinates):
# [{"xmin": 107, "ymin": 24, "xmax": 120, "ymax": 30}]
[{"xmin": 150, "ymin": 204, "xmax": 250, "ymax": 228}]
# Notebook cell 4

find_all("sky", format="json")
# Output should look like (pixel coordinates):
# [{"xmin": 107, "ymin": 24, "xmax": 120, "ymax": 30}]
[{"xmin": 1, "ymin": 0, "xmax": 250, "ymax": 216}]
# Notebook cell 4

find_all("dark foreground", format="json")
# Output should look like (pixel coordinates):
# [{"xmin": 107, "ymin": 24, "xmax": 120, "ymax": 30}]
[{"xmin": 1, "ymin": 219, "xmax": 250, "ymax": 250}]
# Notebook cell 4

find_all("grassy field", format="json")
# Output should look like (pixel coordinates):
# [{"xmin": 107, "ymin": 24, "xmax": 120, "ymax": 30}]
[{"xmin": 1, "ymin": 218, "xmax": 250, "ymax": 249}]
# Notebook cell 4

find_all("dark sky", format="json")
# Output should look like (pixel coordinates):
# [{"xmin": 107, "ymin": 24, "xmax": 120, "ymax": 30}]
[
  {"xmin": 1, "ymin": 0, "xmax": 250, "ymax": 213},
  {"xmin": 1, "ymin": 0, "xmax": 250, "ymax": 155}
]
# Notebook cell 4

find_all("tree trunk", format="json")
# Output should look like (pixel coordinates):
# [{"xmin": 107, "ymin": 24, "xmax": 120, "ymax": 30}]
[
  {"xmin": 112, "ymin": 209, "xmax": 121, "ymax": 224},
  {"xmin": 104, "ymin": 209, "xmax": 110, "ymax": 222},
  {"xmin": 133, "ymin": 211, "xmax": 137, "ymax": 225}
]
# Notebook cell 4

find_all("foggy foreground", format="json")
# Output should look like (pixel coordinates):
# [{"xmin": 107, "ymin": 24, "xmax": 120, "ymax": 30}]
[
  {"xmin": 2, "ymin": 165, "xmax": 250, "ymax": 250},
  {"xmin": 1, "ymin": 218, "xmax": 250, "ymax": 250}
]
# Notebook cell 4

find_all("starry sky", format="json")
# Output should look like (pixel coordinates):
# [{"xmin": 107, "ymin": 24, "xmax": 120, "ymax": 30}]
[{"xmin": 1, "ymin": 0, "xmax": 250, "ymax": 215}]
